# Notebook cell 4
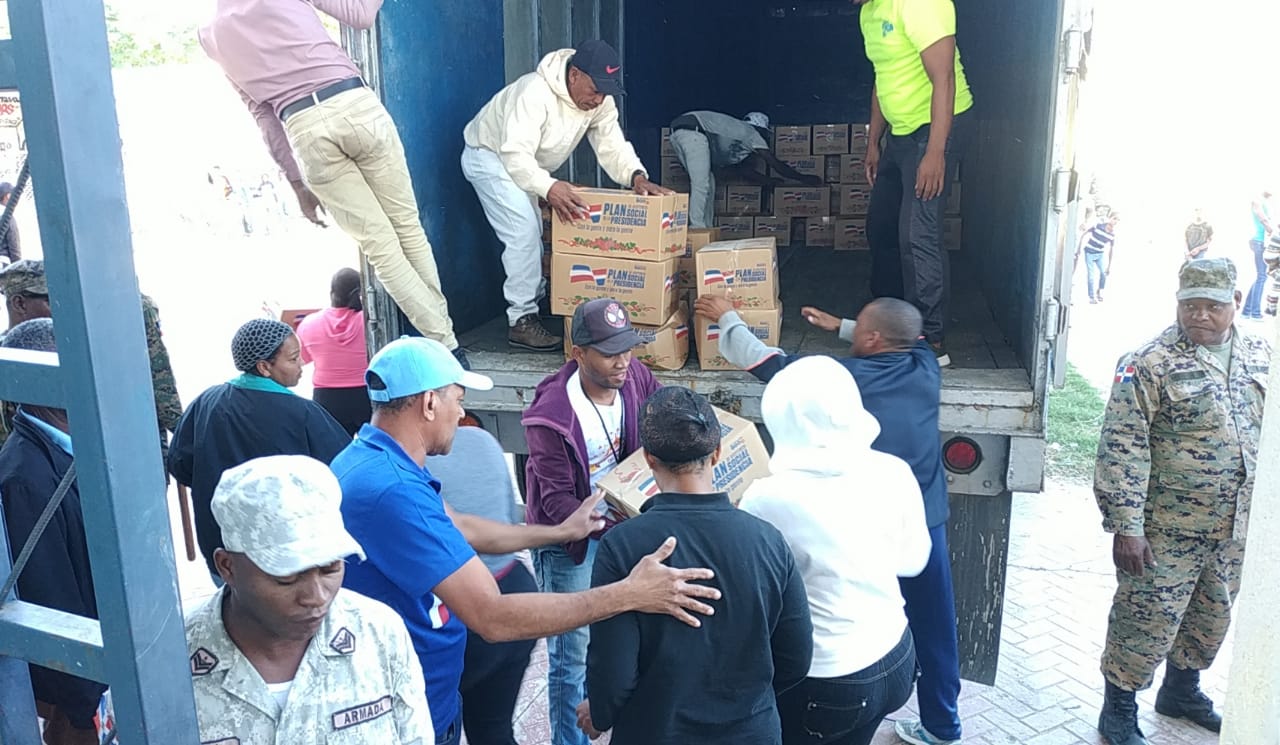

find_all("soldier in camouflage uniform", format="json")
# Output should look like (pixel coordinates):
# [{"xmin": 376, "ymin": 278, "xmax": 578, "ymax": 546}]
[
  {"xmin": 1094, "ymin": 258, "xmax": 1269, "ymax": 745},
  {"xmin": 187, "ymin": 455, "xmax": 432, "ymax": 744},
  {"xmin": 0, "ymin": 260, "xmax": 182, "ymax": 469}
]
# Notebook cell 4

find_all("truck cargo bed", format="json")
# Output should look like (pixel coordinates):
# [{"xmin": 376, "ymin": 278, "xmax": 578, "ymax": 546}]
[{"xmin": 461, "ymin": 248, "xmax": 1035, "ymax": 444}]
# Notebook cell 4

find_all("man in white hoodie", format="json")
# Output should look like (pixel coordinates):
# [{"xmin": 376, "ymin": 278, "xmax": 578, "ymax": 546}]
[{"xmin": 462, "ymin": 40, "xmax": 671, "ymax": 352}]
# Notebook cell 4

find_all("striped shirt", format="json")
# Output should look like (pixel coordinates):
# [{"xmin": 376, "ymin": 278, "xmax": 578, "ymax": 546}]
[{"xmin": 1085, "ymin": 223, "xmax": 1116, "ymax": 254}]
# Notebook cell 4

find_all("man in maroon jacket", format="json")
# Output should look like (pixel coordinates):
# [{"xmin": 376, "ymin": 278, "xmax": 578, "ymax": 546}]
[{"xmin": 522, "ymin": 298, "xmax": 662, "ymax": 745}]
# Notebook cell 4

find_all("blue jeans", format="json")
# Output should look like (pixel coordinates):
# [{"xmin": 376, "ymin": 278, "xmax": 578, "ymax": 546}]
[
  {"xmin": 533, "ymin": 541, "xmax": 598, "ymax": 745},
  {"xmin": 899, "ymin": 522, "xmax": 963, "ymax": 741},
  {"xmin": 1245, "ymin": 240, "xmax": 1266, "ymax": 316},
  {"xmin": 1084, "ymin": 251, "xmax": 1107, "ymax": 300},
  {"xmin": 778, "ymin": 628, "xmax": 918, "ymax": 745}
]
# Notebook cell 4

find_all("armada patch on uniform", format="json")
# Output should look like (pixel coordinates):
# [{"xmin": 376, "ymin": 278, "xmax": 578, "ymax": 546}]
[
  {"xmin": 332, "ymin": 695, "xmax": 393, "ymax": 730},
  {"xmin": 1114, "ymin": 362, "xmax": 1136, "ymax": 384},
  {"xmin": 329, "ymin": 627, "xmax": 356, "ymax": 655},
  {"xmin": 201, "ymin": 739, "xmax": 240, "ymax": 745},
  {"xmin": 190, "ymin": 648, "xmax": 219, "ymax": 676}
]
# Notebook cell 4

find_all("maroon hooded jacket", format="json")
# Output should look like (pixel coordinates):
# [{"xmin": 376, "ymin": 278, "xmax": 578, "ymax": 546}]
[{"xmin": 522, "ymin": 358, "xmax": 661, "ymax": 564}]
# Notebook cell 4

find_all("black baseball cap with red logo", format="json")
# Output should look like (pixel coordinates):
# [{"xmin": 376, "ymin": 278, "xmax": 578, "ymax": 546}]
[
  {"xmin": 571, "ymin": 40, "xmax": 625, "ymax": 97},
  {"xmin": 571, "ymin": 298, "xmax": 643, "ymax": 355}
]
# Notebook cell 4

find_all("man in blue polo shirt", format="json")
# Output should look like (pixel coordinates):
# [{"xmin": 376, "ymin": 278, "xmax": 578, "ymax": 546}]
[{"xmin": 332, "ymin": 337, "xmax": 722, "ymax": 745}]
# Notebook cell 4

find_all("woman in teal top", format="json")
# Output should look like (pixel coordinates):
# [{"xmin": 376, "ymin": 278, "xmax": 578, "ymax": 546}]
[
  {"xmin": 1245, "ymin": 192, "xmax": 1273, "ymax": 319},
  {"xmin": 168, "ymin": 318, "xmax": 351, "ymax": 576}
]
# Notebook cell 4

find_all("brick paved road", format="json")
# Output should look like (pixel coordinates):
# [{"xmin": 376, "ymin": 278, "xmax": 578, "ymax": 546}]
[{"xmin": 488, "ymin": 484, "xmax": 1230, "ymax": 745}]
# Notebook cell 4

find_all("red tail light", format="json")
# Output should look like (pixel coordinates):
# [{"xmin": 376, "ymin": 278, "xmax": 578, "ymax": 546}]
[{"xmin": 943, "ymin": 437, "xmax": 982, "ymax": 474}]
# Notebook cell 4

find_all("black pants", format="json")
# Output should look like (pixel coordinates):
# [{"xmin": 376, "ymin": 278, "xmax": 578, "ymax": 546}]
[
  {"xmin": 312, "ymin": 386, "xmax": 372, "ymax": 437},
  {"xmin": 459, "ymin": 563, "xmax": 538, "ymax": 745},
  {"xmin": 778, "ymin": 628, "xmax": 918, "ymax": 745},
  {"xmin": 866, "ymin": 114, "xmax": 967, "ymax": 345}
]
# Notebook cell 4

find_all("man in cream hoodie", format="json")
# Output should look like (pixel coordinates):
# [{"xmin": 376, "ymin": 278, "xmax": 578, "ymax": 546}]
[{"xmin": 462, "ymin": 40, "xmax": 670, "ymax": 352}]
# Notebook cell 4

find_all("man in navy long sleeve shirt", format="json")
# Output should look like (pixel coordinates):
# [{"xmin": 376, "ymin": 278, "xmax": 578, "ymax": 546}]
[{"xmin": 695, "ymin": 295, "xmax": 965, "ymax": 744}]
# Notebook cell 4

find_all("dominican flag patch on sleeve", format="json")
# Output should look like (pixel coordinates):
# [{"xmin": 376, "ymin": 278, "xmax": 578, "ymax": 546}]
[{"xmin": 1114, "ymin": 361, "xmax": 1136, "ymax": 384}]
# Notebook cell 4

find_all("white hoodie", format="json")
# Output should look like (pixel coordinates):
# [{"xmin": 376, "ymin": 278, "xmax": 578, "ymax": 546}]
[
  {"xmin": 739, "ymin": 356, "xmax": 932, "ymax": 678},
  {"xmin": 463, "ymin": 49, "xmax": 647, "ymax": 199}
]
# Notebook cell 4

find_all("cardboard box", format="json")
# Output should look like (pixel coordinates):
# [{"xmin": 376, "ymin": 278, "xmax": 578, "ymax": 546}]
[
  {"xmin": 834, "ymin": 218, "xmax": 869, "ymax": 251},
  {"xmin": 714, "ymin": 184, "xmax": 727, "ymax": 213},
  {"xmin": 805, "ymin": 217, "xmax": 835, "ymax": 247},
  {"xmin": 660, "ymin": 156, "xmax": 690, "ymax": 189},
  {"xmin": 714, "ymin": 216, "xmax": 755, "ymax": 240},
  {"xmin": 811, "ymin": 124, "xmax": 850, "ymax": 155},
  {"xmin": 551, "ymin": 188, "xmax": 689, "ymax": 261},
  {"xmin": 677, "ymin": 257, "xmax": 697, "ymax": 291},
  {"xmin": 776, "ymin": 156, "xmax": 825, "ymax": 179},
  {"xmin": 824, "ymin": 156, "xmax": 843, "ymax": 184},
  {"xmin": 695, "ymin": 237, "xmax": 779, "ymax": 309},
  {"xmin": 279, "ymin": 308, "xmax": 320, "ymax": 331},
  {"xmin": 597, "ymin": 405, "xmax": 771, "ymax": 516},
  {"xmin": 694, "ymin": 306, "xmax": 783, "ymax": 370},
  {"xmin": 753, "ymin": 216, "xmax": 792, "ymax": 247},
  {"xmin": 723, "ymin": 185, "xmax": 765, "ymax": 216},
  {"xmin": 685, "ymin": 227, "xmax": 721, "ymax": 257},
  {"xmin": 773, "ymin": 126, "xmax": 812, "ymax": 159},
  {"xmin": 838, "ymin": 155, "xmax": 870, "ymax": 186},
  {"xmin": 774, "ymin": 186, "xmax": 831, "ymax": 218},
  {"xmin": 944, "ymin": 217, "xmax": 962, "ymax": 251},
  {"xmin": 838, "ymin": 184, "xmax": 873, "ymax": 216},
  {"xmin": 849, "ymin": 123, "xmax": 870, "ymax": 154},
  {"xmin": 564, "ymin": 302, "xmax": 690, "ymax": 371},
  {"xmin": 660, "ymin": 127, "xmax": 676, "ymax": 159},
  {"xmin": 550, "ymin": 253, "xmax": 679, "ymax": 325}
]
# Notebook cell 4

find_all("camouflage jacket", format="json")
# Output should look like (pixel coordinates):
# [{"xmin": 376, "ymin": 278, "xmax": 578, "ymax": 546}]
[
  {"xmin": 186, "ymin": 588, "xmax": 432, "ymax": 745},
  {"xmin": 1095, "ymin": 324, "xmax": 1270, "ymax": 540},
  {"xmin": 0, "ymin": 294, "xmax": 180, "ymax": 452}
]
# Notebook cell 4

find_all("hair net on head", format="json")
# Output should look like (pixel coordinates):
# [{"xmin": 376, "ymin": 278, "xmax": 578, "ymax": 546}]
[{"xmin": 231, "ymin": 319, "xmax": 293, "ymax": 373}]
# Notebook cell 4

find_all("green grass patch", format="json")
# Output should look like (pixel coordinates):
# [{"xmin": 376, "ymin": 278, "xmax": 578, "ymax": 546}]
[{"xmin": 1046, "ymin": 365, "xmax": 1107, "ymax": 483}]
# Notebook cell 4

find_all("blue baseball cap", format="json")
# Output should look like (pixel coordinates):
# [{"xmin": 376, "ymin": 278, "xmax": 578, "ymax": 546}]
[{"xmin": 366, "ymin": 337, "xmax": 493, "ymax": 402}]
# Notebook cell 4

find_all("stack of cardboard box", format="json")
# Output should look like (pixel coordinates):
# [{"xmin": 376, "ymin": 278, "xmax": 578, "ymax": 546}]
[
  {"xmin": 656, "ymin": 123, "xmax": 961, "ymax": 251},
  {"xmin": 692, "ymin": 236, "xmax": 782, "ymax": 370},
  {"xmin": 549, "ymin": 188, "xmax": 693, "ymax": 370}
]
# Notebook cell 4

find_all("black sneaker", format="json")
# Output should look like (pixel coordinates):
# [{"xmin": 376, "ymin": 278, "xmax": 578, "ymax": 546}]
[
  {"xmin": 931, "ymin": 342, "xmax": 951, "ymax": 368},
  {"xmin": 508, "ymin": 313, "xmax": 561, "ymax": 352},
  {"xmin": 451, "ymin": 346, "xmax": 472, "ymax": 371}
]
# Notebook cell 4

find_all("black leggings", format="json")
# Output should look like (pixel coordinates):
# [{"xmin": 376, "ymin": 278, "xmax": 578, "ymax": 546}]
[
  {"xmin": 459, "ymin": 564, "xmax": 539, "ymax": 745},
  {"xmin": 312, "ymin": 386, "xmax": 372, "ymax": 437}
]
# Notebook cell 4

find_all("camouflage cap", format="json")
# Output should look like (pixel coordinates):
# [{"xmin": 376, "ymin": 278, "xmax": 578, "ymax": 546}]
[
  {"xmin": 1177, "ymin": 258, "xmax": 1237, "ymax": 303},
  {"xmin": 0, "ymin": 259, "xmax": 47, "ymax": 297},
  {"xmin": 211, "ymin": 455, "xmax": 366, "ymax": 577}
]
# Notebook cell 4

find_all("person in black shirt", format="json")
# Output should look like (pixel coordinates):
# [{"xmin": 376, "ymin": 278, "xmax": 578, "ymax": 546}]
[
  {"xmin": 580, "ymin": 386, "xmax": 813, "ymax": 744},
  {"xmin": 168, "ymin": 318, "xmax": 351, "ymax": 577}
]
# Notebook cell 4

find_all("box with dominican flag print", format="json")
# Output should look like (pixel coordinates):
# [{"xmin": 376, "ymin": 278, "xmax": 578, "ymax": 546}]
[
  {"xmin": 693, "ymin": 306, "xmax": 782, "ymax": 370},
  {"xmin": 550, "ymin": 187, "xmax": 689, "ymax": 261},
  {"xmin": 596, "ymin": 405, "xmax": 772, "ymax": 518},
  {"xmin": 694, "ymin": 237, "xmax": 780, "ymax": 310},
  {"xmin": 549, "ymin": 253, "xmax": 679, "ymax": 325}
]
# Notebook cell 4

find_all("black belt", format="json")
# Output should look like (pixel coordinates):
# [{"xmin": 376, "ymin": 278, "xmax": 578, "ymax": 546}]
[{"xmin": 279, "ymin": 77, "xmax": 366, "ymax": 122}]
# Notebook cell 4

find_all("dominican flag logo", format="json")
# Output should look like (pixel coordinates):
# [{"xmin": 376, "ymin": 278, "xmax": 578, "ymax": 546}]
[
  {"xmin": 570, "ymin": 264, "xmax": 608, "ymax": 286},
  {"xmin": 1114, "ymin": 362, "xmax": 1136, "ymax": 384},
  {"xmin": 638, "ymin": 476, "xmax": 661, "ymax": 498},
  {"xmin": 661, "ymin": 212, "xmax": 674, "ymax": 229},
  {"xmin": 588, "ymin": 204, "xmax": 604, "ymax": 223},
  {"xmin": 674, "ymin": 324, "xmax": 689, "ymax": 339},
  {"xmin": 782, "ymin": 191, "xmax": 803, "ymax": 201},
  {"xmin": 427, "ymin": 594, "xmax": 452, "ymax": 629},
  {"xmin": 664, "ymin": 274, "xmax": 675, "ymax": 290},
  {"xmin": 706, "ymin": 324, "xmax": 721, "ymax": 341},
  {"xmin": 703, "ymin": 269, "xmax": 734, "ymax": 286}
]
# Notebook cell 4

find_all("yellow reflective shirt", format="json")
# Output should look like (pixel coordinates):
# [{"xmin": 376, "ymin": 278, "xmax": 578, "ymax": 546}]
[{"xmin": 860, "ymin": 0, "xmax": 974, "ymax": 135}]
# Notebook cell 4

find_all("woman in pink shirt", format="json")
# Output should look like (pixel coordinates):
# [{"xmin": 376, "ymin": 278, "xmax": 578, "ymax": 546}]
[{"xmin": 296, "ymin": 268, "xmax": 371, "ymax": 436}]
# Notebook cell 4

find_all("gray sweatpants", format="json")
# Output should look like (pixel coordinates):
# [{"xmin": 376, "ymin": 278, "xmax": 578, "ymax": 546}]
[{"xmin": 669, "ymin": 129, "xmax": 716, "ymax": 228}]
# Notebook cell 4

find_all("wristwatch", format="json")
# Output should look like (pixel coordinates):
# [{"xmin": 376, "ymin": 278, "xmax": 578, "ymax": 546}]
[{"xmin": 630, "ymin": 170, "xmax": 646, "ymax": 188}]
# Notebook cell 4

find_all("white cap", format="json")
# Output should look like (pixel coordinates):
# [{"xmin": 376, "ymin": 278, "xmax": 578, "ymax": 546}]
[
  {"xmin": 744, "ymin": 112, "xmax": 770, "ymax": 129},
  {"xmin": 211, "ymin": 455, "xmax": 366, "ymax": 577}
]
